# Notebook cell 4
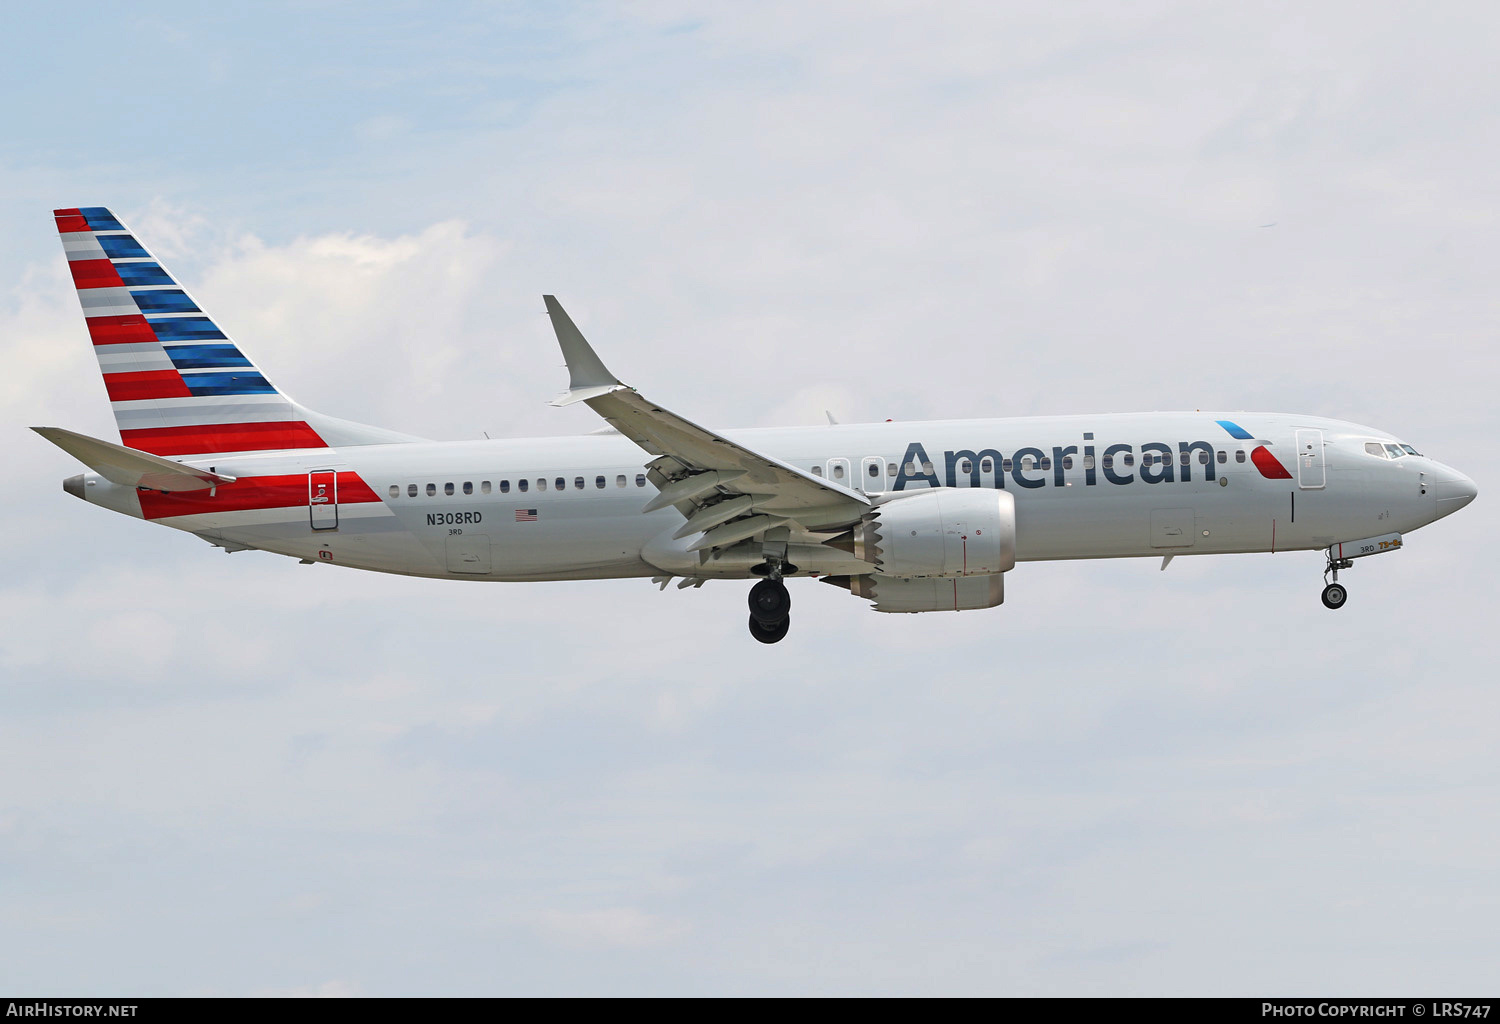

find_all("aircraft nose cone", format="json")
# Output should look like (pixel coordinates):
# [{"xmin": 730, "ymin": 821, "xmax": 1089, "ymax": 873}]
[{"xmin": 1434, "ymin": 466, "xmax": 1477, "ymax": 512}]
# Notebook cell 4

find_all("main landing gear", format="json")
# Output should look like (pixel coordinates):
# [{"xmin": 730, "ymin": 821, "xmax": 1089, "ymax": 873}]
[
  {"xmin": 748, "ymin": 577, "xmax": 792, "ymax": 644},
  {"xmin": 1322, "ymin": 552, "xmax": 1353, "ymax": 610}
]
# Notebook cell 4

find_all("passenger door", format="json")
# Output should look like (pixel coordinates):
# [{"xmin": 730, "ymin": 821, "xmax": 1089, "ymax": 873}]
[{"xmin": 860, "ymin": 456, "xmax": 888, "ymax": 493}]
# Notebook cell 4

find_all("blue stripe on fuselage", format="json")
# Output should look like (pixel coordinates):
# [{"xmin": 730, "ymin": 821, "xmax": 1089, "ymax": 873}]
[{"xmin": 1216, "ymin": 419, "xmax": 1255, "ymax": 440}]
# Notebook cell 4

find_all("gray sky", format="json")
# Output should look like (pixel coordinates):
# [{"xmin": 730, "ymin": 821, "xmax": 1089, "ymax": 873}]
[{"xmin": 2, "ymin": 1, "xmax": 1496, "ymax": 995}]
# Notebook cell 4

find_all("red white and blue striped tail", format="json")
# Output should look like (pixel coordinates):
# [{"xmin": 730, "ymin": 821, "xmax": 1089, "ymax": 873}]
[{"xmin": 55, "ymin": 206, "xmax": 419, "ymax": 457}]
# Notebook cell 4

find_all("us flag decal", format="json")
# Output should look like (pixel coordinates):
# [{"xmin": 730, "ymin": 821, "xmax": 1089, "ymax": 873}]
[{"xmin": 515, "ymin": 509, "xmax": 538, "ymax": 521}]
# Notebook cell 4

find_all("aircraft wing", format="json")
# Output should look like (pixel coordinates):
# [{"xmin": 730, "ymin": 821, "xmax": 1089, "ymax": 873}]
[{"xmin": 543, "ymin": 296, "xmax": 870, "ymax": 550}]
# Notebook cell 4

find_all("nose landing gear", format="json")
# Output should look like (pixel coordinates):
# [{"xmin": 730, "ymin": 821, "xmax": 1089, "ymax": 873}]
[
  {"xmin": 1322, "ymin": 552, "xmax": 1353, "ymax": 610},
  {"xmin": 748, "ymin": 577, "xmax": 792, "ymax": 643}
]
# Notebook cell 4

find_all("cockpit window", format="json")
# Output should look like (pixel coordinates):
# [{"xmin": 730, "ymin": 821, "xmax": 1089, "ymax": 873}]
[
  {"xmin": 1401, "ymin": 444, "xmax": 1421, "ymax": 456},
  {"xmin": 1365, "ymin": 442, "xmax": 1388, "ymax": 458},
  {"xmin": 1384, "ymin": 443, "xmax": 1405, "ymax": 459}
]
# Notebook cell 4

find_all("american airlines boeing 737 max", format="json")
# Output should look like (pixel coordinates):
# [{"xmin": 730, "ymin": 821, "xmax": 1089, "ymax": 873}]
[{"xmin": 35, "ymin": 207, "xmax": 1478, "ymax": 643}]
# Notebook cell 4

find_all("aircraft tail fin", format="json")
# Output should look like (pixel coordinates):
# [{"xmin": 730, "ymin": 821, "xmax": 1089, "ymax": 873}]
[{"xmin": 53, "ymin": 206, "xmax": 421, "ymax": 457}]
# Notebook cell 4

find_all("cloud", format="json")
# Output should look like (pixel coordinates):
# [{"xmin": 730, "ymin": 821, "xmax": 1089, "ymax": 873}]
[{"xmin": 533, "ymin": 907, "xmax": 690, "ymax": 949}]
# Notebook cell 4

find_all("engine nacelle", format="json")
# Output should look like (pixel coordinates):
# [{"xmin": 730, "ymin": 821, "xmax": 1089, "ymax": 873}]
[
  {"xmin": 823, "ymin": 572, "xmax": 1005, "ymax": 613},
  {"xmin": 850, "ymin": 488, "xmax": 1016, "ymax": 578}
]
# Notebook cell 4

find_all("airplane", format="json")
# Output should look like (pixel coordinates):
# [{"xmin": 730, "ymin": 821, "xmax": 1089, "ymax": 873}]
[{"xmin": 35, "ymin": 206, "xmax": 1478, "ymax": 643}]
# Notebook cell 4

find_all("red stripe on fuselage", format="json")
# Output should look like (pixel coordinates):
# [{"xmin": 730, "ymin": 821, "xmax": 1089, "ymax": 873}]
[
  {"xmin": 103, "ymin": 370, "xmax": 192, "ymax": 401},
  {"xmin": 138, "ymin": 472, "xmax": 381, "ymax": 520},
  {"xmin": 121, "ymin": 421, "xmax": 329, "ymax": 456},
  {"xmin": 86, "ymin": 314, "xmax": 158, "ymax": 345},
  {"xmin": 1251, "ymin": 446, "xmax": 1293, "ymax": 480},
  {"xmin": 69, "ymin": 259, "xmax": 125, "ymax": 289}
]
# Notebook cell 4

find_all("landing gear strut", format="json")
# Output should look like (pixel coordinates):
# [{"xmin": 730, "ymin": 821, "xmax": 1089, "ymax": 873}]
[
  {"xmin": 1322, "ymin": 552, "xmax": 1353, "ymax": 610},
  {"xmin": 748, "ymin": 577, "xmax": 791, "ymax": 643}
]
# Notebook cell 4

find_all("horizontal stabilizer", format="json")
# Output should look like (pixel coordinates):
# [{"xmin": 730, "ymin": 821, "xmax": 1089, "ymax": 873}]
[{"xmin": 33, "ymin": 426, "xmax": 236, "ymax": 492}]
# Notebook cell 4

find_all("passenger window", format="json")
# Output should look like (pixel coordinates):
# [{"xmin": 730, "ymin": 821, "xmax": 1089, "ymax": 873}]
[
  {"xmin": 1217, "ymin": 450, "xmax": 1227, "ymax": 464},
  {"xmin": 921, "ymin": 461, "xmax": 934, "ymax": 475},
  {"xmin": 426, "ymin": 483, "xmax": 436, "ymax": 496},
  {"xmin": 1103, "ymin": 456, "xmax": 1113, "ymax": 469},
  {"xmin": 595, "ymin": 475, "xmax": 606, "ymax": 489},
  {"xmin": 833, "ymin": 464, "xmax": 845, "ymax": 479},
  {"xmin": 463, "ymin": 481, "xmax": 473, "ymax": 495},
  {"xmin": 500, "ymin": 480, "xmax": 510, "ymax": 493},
  {"xmin": 981, "ymin": 458, "xmax": 992, "ymax": 473},
  {"xmin": 554, "ymin": 477, "xmax": 564, "ymax": 490},
  {"xmin": 1180, "ymin": 452, "xmax": 1189, "ymax": 466},
  {"xmin": 1124, "ymin": 453, "xmax": 1135, "ymax": 467},
  {"xmin": 481, "ymin": 481, "xmax": 491, "ymax": 494},
  {"xmin": 1235, "ymin": 450, "xmax": 1246, "ymax": 463},
  {"xmin": 407, "ymin": 484, "xmax": 418, "ymax": 497},
  {"xmin": 868, "ymin": 462, "xmax": 880, "ymax": 477},
  {"xmin": 575, "ymin": 477, "xmax": 585, "ymax": 490},
  {"xmin": 444, "ymin": 482, "xmax": 455, "ymax": 495},
  {"xmin": 905, "ymin": 461, "xmax": 917, "ymax": 475},
  {"xmin": 518, "ymin": 479, "xmax": 528, "ymax": 492},
  {"xmin": 1082, "ymin": 455, "xmax": 1094, "ymax": 470},
  {"xmin": 1198, "ymin": 451, "xmax": 1209, "ymax": 465},
  {"xmin": 1062, "ymin": 456, "xmax": 1073, "ymax": 470},
  {"xmin": 537, "ymin": 478, "xmax": 547, "ymax": 491},
  {"xmin": 888, "ymin": 463, "xmax": 899, "ymax": 477},
  {"xmin": 1040, "ymin": 458, "xmax": 1051, "ymax": 471},
  {"xmin": 616, "ymin": 475, "xmax": 626, "ymax": 487},
  {"xmin": 636, "ymin": 474, "xmax": 647, "ymax": 487},
  {"xmin": 960, "ymin": 458, "xmax": 973, "ymax": 474},
  {"xmin": 811, "ymin": 465, "xmax": 823, "ymax": 476},
  {"xmin": 1003, "ymin": 458, "xmax": 1013, "ymax": 472},
  {"xmin": 388, "ymin": 485, "xmax": 399, "ymax": 498}
]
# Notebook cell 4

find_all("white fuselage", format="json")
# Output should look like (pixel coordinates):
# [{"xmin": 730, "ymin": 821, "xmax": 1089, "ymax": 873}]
[{"xmin": 71, "ymin": 411, "xmax": 1473, "ymax": 582}]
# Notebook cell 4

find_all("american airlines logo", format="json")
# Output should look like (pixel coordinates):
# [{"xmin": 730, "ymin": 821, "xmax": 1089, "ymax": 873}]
[{"xmin": 893, "ymin": 423, "xmax": 1291, "ymax": 491}]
